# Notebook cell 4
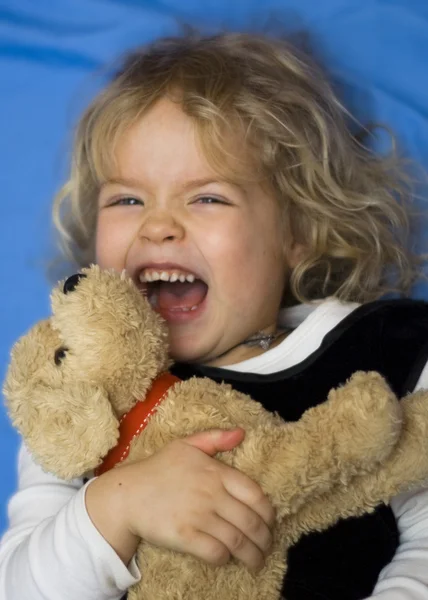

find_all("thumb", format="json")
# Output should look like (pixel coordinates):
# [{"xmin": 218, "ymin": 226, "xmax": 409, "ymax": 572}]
[{"xmin": 184, "ymin": 428, "xmax": 245, "ymax": 456}]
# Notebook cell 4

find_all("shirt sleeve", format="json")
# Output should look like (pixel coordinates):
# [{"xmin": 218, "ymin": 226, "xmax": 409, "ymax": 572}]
[
  {"xmin": 0, "ymin": 443, "xmax": 140, "ymax": 600},
  {"xmin": 366, "ymin": 360, "xmax": 428, "ymax": 599}
]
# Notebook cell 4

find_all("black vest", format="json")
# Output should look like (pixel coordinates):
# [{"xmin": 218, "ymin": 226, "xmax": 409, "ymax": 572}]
[{"xmin": 122, "ymin": 299, "xmax": 428, "ymax": 600}]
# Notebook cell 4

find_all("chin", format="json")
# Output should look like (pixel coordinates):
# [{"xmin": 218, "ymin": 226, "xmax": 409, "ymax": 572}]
[
  {"xmin": 169, "ymin": 341, "xmax": 201, "ymax": 364},
  {"xmin": 168, "ymin": 337, "xmax": 215, "ymax": 365}
]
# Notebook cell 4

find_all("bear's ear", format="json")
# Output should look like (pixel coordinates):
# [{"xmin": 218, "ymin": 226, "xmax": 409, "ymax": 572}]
[{"xmin": 7, "ymin": 381, "xmax": 120, "ymax": 481}]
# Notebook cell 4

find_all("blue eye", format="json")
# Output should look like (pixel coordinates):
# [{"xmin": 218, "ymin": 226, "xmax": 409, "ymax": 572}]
[
  {"xmin": 111, "ymin": 196, "xmax": 143, "ymax": 206},
  {"xmin": 196, "ymin": 196, "xmax": 226, "ymax": 205}
]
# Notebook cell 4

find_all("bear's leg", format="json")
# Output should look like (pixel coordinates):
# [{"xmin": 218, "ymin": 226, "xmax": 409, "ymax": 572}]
[
  {"xmin": 234, "ymin": 372, "xmax": 403, "ymax": 518},
  {"xmin": 288, "ymin": 388, "xmax": 428, "ymax": 540}
]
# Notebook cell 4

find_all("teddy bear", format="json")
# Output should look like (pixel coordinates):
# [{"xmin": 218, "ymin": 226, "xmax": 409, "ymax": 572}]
[{"xmin": 4, "ymin": 265, "xmax": 428, "ymax": 600}]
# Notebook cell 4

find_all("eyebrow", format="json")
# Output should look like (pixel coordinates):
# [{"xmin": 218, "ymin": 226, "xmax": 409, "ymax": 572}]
[
  {"xmin": 100, "ymin": 177, "xmax": 142, "ymax": 189},
  {"xmin": 101, "ymin": 176, "xmax": 240, "ymax": 192}
]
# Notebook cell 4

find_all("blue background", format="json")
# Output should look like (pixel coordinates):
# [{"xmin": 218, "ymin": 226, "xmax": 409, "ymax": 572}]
[{"xmin": 0, "ymin": 0, "xmax": 427, "ymax": 535}]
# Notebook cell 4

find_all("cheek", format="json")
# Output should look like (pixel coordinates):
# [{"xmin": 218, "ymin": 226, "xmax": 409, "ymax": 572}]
[
  {"xmin": 199, "ymin": 221, "xmax": 254, "ymax": 271},
  {"xmin": 201, "ymin": 223, "xmax": 273, "ymax": 287},
  {"xmin": 95, "ymin": 214, "xmax": 132, "ymax": 269},
  {"xmin": 201, "ymin": 214, "xmax": 285, "ymax": 304},
  {"xmin": 220, "ymin": 218, "xmax": 282, "ymax": 269}
]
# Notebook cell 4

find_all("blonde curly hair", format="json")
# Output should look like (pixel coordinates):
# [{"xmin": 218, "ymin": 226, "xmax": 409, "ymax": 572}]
[{"xmin": 53, "ymin": 31, "xmax": 420, "ymax": 303}]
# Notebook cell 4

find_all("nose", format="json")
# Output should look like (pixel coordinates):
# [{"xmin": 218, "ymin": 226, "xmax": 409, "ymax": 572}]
[{"xmin": 138, "ymin": 211, "xmax": 185, "ymax": 244}]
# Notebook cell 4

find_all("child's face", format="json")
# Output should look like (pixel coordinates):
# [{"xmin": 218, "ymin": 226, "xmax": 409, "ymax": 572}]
[{"xmin": 96, "ymin": 98, "xmax": 302, "ymax": 365}]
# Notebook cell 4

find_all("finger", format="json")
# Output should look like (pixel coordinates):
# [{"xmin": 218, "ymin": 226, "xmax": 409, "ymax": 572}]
[
  {"xmin": 183, "ymin": 428, "xmax": 245, "ymax": 456},
  {"xmin": 203, "ymin": 513, "xmax": 265, "ymax": 571},
  {"xmin": 222, "ymin": 468, "xmax": 276, "ymax": 528},
  {"xmin": 175, "ymin": 528, "xmax": 231, "ymax": 567},
  {"xmin": 215, "ymin": 496, "xmax": 273, "ymax": 558}
]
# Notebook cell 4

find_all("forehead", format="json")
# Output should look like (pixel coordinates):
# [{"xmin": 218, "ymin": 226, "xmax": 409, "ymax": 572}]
[
  {"xmin": 94, "ymin": 97, "xmax": 260, "ymax": 188},
  {"xmin": 116, "ymin": 99, "xmax": 210, "ymax": 179}
]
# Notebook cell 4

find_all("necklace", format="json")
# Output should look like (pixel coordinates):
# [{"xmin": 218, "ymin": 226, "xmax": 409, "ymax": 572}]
[
  {"xmin": 243, "ymin": 328, "xmax": 291, "ymax": 351},
  {"xmin": 209, "ymin": 327, "xmax": 293, "ymax": 365}
]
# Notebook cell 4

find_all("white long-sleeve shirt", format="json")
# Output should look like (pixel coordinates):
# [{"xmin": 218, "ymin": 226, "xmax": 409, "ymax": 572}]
[{"xmin": 1, "ymin": 298, "xmax": 428, "ymax": 599}]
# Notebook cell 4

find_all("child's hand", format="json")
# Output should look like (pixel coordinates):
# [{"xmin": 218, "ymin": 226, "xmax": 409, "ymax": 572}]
[{"xmin": 86, "ymin": 428, "xmax": 275, "ymax": 571}]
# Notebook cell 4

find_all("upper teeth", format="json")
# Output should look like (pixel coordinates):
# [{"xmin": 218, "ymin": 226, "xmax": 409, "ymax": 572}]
[{"xmin": 139, "ymin": 269, "xmax": 196, "ymax": 283}]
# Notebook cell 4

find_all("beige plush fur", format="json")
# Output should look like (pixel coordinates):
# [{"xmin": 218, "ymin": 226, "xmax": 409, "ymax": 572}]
[{"xmin": 4, "ymin": 265, "xmax": 428, "ymax": 600}]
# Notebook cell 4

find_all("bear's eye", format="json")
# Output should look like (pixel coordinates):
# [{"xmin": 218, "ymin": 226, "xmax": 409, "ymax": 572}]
[{"xmin": 54, "ymin": 347, "xmax": 69, "ymax": 366}]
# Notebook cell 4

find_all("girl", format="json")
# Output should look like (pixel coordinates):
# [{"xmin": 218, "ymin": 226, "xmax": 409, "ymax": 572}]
[{"xmin": 1, "ymin": 32, "xmax": 428, "ymax": 600}]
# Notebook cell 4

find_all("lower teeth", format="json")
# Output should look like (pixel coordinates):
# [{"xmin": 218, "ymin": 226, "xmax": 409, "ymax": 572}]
[{"xmin": 146, "ymin": 292, "xmax": 198, "ymax": 313}]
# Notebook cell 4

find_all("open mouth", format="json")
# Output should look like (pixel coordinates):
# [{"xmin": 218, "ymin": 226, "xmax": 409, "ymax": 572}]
[{"xmin": 139, "ymin": 268, "xmax": 208, "ymax": 319}]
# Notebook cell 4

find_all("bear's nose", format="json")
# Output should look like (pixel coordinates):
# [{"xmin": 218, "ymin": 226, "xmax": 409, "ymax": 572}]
[{"xmin": 63, "ymin": 273, "xmax": 87, "ymax": 294}]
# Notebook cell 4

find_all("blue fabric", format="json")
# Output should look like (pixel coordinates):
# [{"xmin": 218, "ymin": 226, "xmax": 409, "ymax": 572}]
[{"xmin": 0, "ymin": 0, "xmax": 427, "ymax": 536}]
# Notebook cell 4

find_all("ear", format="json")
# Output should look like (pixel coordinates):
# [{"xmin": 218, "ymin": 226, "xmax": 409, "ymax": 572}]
[
  {"xmin": 286, "ymin": 239, "xmax": 307, "ymax": 269},
  {"xmin": 7, "ymin": 382, "xmax": 120, "ymax": 481}
]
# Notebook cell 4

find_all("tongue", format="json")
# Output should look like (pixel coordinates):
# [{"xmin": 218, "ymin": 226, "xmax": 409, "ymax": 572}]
[{"xmin": 157, "ymin": 280, "xmax": 208, "ymax": 311}]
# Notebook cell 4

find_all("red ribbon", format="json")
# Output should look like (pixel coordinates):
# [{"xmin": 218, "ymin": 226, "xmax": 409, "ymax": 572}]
[{"xmin": 94, "ymin": 373, "xmax": 180, "ymax": 476}]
